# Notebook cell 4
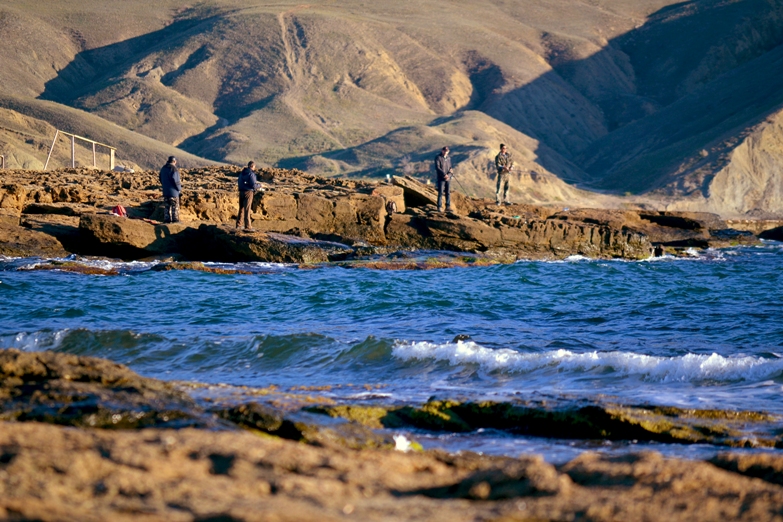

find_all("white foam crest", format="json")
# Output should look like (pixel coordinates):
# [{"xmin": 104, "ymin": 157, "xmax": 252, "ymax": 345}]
[
  {"xmin": 14, "ymin": 257, "xmax": 161, "ymax": 272},
  {"xmin": 69, "ymin": 258, "xmax": 160, "ymax": 271},
  {"xmin": 0, "ymin": 330, "xmax": 70, "ymax": 352},
  {"xmin": 392, "ymin": 341, "xmax": 783, "ymax": 383}
]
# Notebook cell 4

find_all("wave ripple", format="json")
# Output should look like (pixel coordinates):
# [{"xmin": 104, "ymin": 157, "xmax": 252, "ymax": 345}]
[{"xmin": 393, "ymin": 341, "xmax": 783, "ymax": 384}]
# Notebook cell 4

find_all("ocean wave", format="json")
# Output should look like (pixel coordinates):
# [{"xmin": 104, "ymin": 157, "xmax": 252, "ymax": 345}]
[
  {"xmin": 0, "ymin": 328, "xmax": 394, "ymax": 372},
  {"xmin": 0, "ymin": 330, "xmax": 72, "ymax": 351},
  {"xmin": 391, "ymin": 341, "xmax": 783, "ymax": 383},
  {"xmin": 0, "ymin": 328, "xmax": 164, "ymax": 355}
]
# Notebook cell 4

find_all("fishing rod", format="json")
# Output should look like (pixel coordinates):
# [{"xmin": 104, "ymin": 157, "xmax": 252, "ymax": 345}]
[{"xmin": 449, "ymin": 170, "xmax": 473, "ymax": 198}]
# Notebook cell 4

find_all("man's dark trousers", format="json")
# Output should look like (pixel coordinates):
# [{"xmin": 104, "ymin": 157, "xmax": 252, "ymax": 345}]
[
  {"xmin": 237, "ymin": 190, "xmax": 254, "ymax": 229},
  {"xmin": 437, "ymin": 177, "xmax": 451, "ymax": 211}
]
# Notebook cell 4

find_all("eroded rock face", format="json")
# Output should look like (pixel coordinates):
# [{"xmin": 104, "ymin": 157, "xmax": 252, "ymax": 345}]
[
  {"xmin": 549, "ymin": 208, "xmax": 757, "ymax": 249},
  {"xmin": 385, "ymin": 210, "xmax": 653, "ymax": 259}
]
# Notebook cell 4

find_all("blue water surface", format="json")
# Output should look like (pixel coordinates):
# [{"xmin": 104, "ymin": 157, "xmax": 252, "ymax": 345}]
[{"xmin": 1, "ymin": 244, "xmax": 782, "ymax": 460}]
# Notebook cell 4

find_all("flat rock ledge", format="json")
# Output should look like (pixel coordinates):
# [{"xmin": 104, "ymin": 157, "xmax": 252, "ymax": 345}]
[
  {"xmin": 2, "ymin": 348, "xmax": 783, "ymax": 521},
  {"xmin": 2, "ymin": 167, "xmax": 772, "ymax": 263}
]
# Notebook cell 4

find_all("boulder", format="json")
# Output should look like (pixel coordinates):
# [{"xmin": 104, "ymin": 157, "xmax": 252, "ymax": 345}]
[
  {"xmin": 195, "ymin": 225, "xmax": 354, "ymax": 263},
  {"xmin": 79, "ymin": 214, "xmax": 195, "ymax": 258},
  {"xmin": 726, "ymin": 219, "xmax": 783, "ymax": 235},
  {"xmin": 392, "ymin": 175, "xmax": 472, "ymax": 215},
  {"xmin": 21, "ymin": 214, "xmax": 83, "ymax": 253},
  {"xmin": 385, "ymin": 213, "xmax": 432, "ymax": 249},
  {"xmin": 643, "ymin": 211, "xmax": 726, "ymax": 231},
  {"xmin": 423, "ymin": 213, "xmax": 502, "ymax": 251},
  {"xmin": 296, "ymin": 193, "xmax": 334, "ymax": 224},
  {"xmin": 371, "ymin": 185, "xmax": 406, "ymax": 213},
  {"xmin": 0, "ymin": 348, "xmax": 212, "ymax": 429},
  {"xmin": 0, "ymin": 223, "xmax": 67, "ymax": 258},
  {"xmin": 250, "ymin": 192, "xmax": 387, "ymax": 243},
  {"xmin": 338, "ymin": 194, "xmax": 386, "ymax": 242}
]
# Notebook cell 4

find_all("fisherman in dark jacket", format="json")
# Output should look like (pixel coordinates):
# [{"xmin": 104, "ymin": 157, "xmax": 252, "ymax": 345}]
[
  {"xmin": 434, "ymin": 146, "xmax": 453, "ymax": 212},
  {"xmin": 236, "ymin": 161, "xmax": 261, "ymax": 231},
  {"xmin": 159, "ymin": 156, "xmax": 181, "ymax": 223}
]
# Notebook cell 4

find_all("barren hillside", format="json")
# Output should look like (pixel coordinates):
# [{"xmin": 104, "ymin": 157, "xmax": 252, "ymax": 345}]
[{"xmin": 0, "ymin": 0, "xmax": 781, "ymax": 216}]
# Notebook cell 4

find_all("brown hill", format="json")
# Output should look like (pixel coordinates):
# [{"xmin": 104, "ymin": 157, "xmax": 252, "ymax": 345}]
[{"xmin": 0, "ymin": 0, "xmax": 781, "ymax": 216}]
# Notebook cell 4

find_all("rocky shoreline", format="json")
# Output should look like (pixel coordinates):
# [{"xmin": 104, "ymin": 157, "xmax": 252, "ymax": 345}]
[
  {"xmin": 3, "ymin": 167, "xmax": 781, "ymax": 265},
  {"xmin": 1, "ymin": 348, "xmax": 783, "ymax": 521}
]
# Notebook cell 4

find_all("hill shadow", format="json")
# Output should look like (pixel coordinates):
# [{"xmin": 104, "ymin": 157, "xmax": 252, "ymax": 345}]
[
  {"xmin": 40, "ymin": 15, "xmax": 222, "ymax": 104},
  {"xmin": 467, "ymin": 0, "xmax": 783, "ymax": 192}
]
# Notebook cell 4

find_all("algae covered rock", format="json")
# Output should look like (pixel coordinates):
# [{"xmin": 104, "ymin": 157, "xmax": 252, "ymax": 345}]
[
  {"xmin": 217, "ymin": 402, "xmax": 394, "ymax": 450},
  {"xmin": 311, "ymin": 399, "xmax": 780, "ymax": 448}
]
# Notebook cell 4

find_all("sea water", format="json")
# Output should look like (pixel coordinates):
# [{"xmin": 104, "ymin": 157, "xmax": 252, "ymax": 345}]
[{"xmin": 1, "ymin": 243, "xmax": 782, "ymax": 462}]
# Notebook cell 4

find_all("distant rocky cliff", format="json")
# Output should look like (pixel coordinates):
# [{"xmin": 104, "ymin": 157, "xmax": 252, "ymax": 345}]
[{"xmin": 1, "ymin": 167, "xmax": 773, "ymax": 264}]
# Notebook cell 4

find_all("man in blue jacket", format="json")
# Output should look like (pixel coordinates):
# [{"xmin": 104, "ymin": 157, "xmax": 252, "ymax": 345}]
[
  {"xmin": 434, "ymin": 146, "xmax": 453, "ymax": 213},
  {"xmin": 159, "ymin": 156, "xmax": 181, "ymax": 223},
  {"xmin": 236, "ymin": 161, "xmax": 261, "ymax": 230}
]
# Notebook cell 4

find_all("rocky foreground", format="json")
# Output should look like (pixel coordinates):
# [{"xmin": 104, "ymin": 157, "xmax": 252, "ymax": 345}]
[
  {"xmin": 2, "ymin": 167, "xmax": 782, "ymax": 265},
  {"xmin": 1, "ymin": 348, "xmax": 783, "ymax": 521}
]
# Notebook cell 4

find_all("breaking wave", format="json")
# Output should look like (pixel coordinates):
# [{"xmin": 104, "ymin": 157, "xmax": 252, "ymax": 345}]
[{"xmin": 392, "ymin": 340, "xmax": 783, "ymax": 384}]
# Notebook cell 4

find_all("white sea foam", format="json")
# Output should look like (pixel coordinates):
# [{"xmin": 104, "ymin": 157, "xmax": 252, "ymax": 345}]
[
  {"xmin": 14, "ymin": 257, "xmax": 161, "ymax": 272},
  {"xmin": 392, "ymin": 340, "xmax": 783, "ymax": 383},
  {"xmin": 0, "ymin": 330, "xmax": 70, "ymax": 351}
]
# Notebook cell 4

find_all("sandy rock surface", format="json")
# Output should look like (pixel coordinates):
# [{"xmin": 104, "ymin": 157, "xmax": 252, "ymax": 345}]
[
  {"xmin": 2, "ymin": 167, "xmax": 767, "ymax": 263},
  {"xmin": 2, "ymin": 421, "xmax": 783, "ymax": 522}
]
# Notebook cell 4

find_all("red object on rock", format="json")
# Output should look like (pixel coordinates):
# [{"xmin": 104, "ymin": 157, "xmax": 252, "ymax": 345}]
[{"xmin": 111, "ymin": 205, "xmax": 128, "ymax": 217}]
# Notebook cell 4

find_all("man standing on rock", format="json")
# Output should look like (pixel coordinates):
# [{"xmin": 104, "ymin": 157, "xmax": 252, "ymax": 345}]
[
  {"xmin": 159, "ymin": 156, "xmax": 181, "ymax": 223},
  {"xmin": 495, "ymin": 143, "xmax": 514, "ymax": 205},
  {"xmin": 434, "ymin": 146, "xmax": 453, "ymax": 213},
  {"xmin": 236, "ymin": 161, "xmax": 261, "ymax": 231}
]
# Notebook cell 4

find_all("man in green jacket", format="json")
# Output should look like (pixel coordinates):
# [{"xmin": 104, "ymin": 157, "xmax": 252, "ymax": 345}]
[{"xmin": 494, "ymin": 144, "xmax": 514, "ymax": 205}]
